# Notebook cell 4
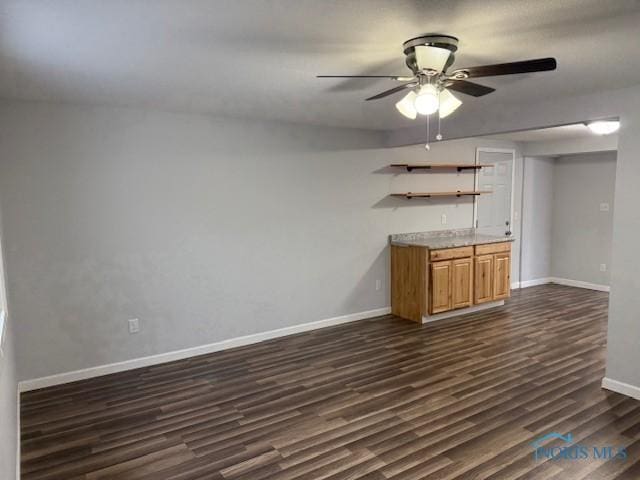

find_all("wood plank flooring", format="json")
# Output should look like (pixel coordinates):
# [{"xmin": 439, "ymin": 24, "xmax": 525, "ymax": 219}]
[{"xmin": 20, "ymin": 284, "xmax": 640, "ymax": 479}]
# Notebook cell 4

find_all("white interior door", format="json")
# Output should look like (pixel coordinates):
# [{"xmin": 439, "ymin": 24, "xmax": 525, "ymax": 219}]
[{"xmin": 474, "ymin": 149, "xmax": 515, "ymax": 236}]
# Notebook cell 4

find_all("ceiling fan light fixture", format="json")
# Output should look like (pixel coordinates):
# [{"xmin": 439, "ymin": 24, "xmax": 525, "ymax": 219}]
[
  {"xmin": 414, "ymin": 84, "xmax": 439, "ymax": 115},
  {"xmin": 318, "ymin": 34, "xmax": 557, "ymax": 123},
  {"xmin": 438, "ymin": 88, "xmax": 462, "ymax": 118},
  {"xmin": 414, "ymin": 45, "xmax": 451, "ymax": 73},
  {"xmin": 395, "ymin": 91, "xmax": 418, "ymax": 119},
  {"xmin": 587, "ymin": 120, "xmax": 620, "ymax": 135}
]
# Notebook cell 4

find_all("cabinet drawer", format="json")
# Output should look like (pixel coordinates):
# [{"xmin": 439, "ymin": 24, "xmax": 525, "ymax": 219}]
[
  {"xmin": 474, "ymin": 242, "xmax": 511, "ymax": 255},
  {"xmin": 429, "ymin": 246, "xmax": 473, "ymax": 261}
]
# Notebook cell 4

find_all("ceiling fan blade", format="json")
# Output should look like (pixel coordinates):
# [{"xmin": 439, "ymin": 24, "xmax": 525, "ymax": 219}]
[
  {"xmin": 317, "ymin": 75, "xmax": 416, "ymax": 81},
  {"xmin": 451, "ymin": 57, "xmax": 557, "ymax": 78},
  {"xmin": 447, "ymin": 80, "xmax": 495, "ymax": 97},
  {"xmin": 365, "ymin": 82, "xmax": 417, "ymax": 101}
]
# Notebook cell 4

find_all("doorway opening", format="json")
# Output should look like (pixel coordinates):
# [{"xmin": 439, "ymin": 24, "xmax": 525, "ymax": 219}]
[{"xmin": 479, "ymin": 121, "xmax": 618, "ymax": 292}]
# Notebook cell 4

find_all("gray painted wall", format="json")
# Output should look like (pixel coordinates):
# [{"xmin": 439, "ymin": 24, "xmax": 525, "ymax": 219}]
[
  {"xmin": 520, "ymin": 152, "xmax": 617, "ymax": 286},
  {"xmin": 0, "ymin": 328, "xmax": 16, "ymax": 480},
  {"xmin": 0, "ymin": 202, "xmax": 17, "ymax": 480},
  {"xmin": 551, "ymin": 152, "xmax": 617, "ymax": 285},
  {"xmin": 520, "ymin": 157, "xmax": 554, "ymax": 283},
  {"xmin": 608, "ymin": 107, "xmax": 640, "ymax": 388},
  {"xmin": 0, "ymin": 101, "xmax": 519, "ymax": 381}
]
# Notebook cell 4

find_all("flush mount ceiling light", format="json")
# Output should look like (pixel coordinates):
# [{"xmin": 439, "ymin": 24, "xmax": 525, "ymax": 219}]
[
  {"xmin": 318, "ymin": 34, "xmax": 557, "ymax": 121},
  {"xmin": 586, "ymin": 120, "xmax": 620, "ymax": 135}
]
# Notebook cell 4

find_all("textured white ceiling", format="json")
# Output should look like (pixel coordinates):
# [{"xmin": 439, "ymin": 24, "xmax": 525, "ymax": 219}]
[{"xmin": 1, "ymin": 0, "xmax": 640, "ymax": 130}]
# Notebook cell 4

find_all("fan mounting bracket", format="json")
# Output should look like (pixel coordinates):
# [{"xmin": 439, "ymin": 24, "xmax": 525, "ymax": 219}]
[{"xmin": 403, "ymin": 34, "xmax": 459, "ymax": 75}]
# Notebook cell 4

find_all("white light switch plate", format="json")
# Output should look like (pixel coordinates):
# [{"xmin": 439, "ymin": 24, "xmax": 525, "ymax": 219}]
[{"xmin": 128, "ymin": 318, "xmax": 140, "ymax": 334}]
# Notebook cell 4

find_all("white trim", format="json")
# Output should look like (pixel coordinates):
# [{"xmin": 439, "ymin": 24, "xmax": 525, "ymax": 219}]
[
  {"xmin": 512, "ymin": 277, "xmax": 553, "ymax": 289},
  {"xmin": 510, "ymin": 277, "xmax": 609, "ymax": 292},
  {"xmin": 602, "ymin": 377, "xmax": 640, "ymax": 400},
  {"xmin": 473, "ymin": 147, "xmax": 516, "ymax": 231},
  {"xmin": 550, "ymin": 277, "xmax": 610, "ymax": 292},
  {"xmin": 18, "ymin": 306, "xmax": 392, "ymax": 392},
  {"xmin": 421, "ymin": 300, "xmax": 505, "ymax": 324}
]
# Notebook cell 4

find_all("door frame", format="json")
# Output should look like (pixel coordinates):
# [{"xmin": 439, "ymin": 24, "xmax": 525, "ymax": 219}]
[{"xmin": 473, "ymin": 147, "xmax": 516, "ymax": 231}]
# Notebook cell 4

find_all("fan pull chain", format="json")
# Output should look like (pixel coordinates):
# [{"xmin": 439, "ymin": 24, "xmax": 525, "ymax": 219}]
[
  {"xmin": 425, "ymin": 114, "xmax": 430, "ymax": 150},
  {"xmin": 437, "ymin": 110, "xmax": 443, "ymax": 141}
]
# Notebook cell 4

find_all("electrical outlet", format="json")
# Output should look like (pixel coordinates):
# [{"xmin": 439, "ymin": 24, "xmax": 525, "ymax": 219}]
[
  {"xmin": 128, "ymin": 318, "xmax": 140, "ymax": 334},
  {"xmin": 600, "ymin": 264, "xmax": 607, "ymax": 272},
  {"xmin": 441, "ymin": 213, "xmax": 447, "ymax": 225},
  {"xmin": 600, "ymin": 203, "xmax": 610, "ymax": 212},
  {"xmin": 375, "ymin": 279, "xmax": 382, "ymax": 291}
]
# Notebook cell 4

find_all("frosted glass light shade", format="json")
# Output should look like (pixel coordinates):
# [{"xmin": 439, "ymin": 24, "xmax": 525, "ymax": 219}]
[
  {"xmin": 439, "ymin": 88, "xmax": 462, "ymax": 118},
  {"xmin": 395, "ymin": 91, "xmax": 417, "ymax": 119},
  {"xmin": 415, "ymin": 45, "xmax": 451, "ymax": 73},
  {"xmin": 414, "ymin": 85, "xmax": 439, "ymax": 115},
  {"xmin": 587, "ymin": 120, "xmax": 620, "ymax": 135}
]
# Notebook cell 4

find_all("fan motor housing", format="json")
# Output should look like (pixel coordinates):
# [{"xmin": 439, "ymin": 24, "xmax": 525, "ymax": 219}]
[{"xmin": 403, "ymin": 34, "xmax": 459, "ymax": 74}]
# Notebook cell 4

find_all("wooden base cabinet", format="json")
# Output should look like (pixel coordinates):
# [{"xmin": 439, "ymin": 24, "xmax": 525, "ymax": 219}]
[
  {"xmin": 429, "ymin": 253, "xmax": 474, "ymax": 315},
  {"xmin": 474, "ymin": 255, "xmax": 494, "ymax": 304},
  {"xmin": 392, "ymin": 241, "xmax": 512, "ymax": 323},
  {"xmin": 474, "ymin": 245, "xmax": 512, "ymax": 304},
  {"xmin": 493, "ymin": 252, "xmax": 511, "ymax": 300},
  {"xmin": 430, "ymin": 260, "xmax": 453, "ymax": 314},
  {"xmin": 452, "ymin": 257, "xmax": 474, "ymax": 309}
]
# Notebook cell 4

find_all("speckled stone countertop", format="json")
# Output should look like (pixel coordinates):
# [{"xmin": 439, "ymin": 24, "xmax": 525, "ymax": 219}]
[{"xmin": 390, "ymin": 228, "xmax": 514, "ymax": 249}]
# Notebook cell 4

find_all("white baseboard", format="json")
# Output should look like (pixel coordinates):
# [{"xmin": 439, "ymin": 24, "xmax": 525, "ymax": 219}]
[
  {"xmin": 512, "ymin": 277, "xmax": 553, "ymax": 289},
  {"xmin": 18, "ymin": 306, "xmax": 392, "ymax": 392},
  {"xmin": 511, "ymin": 277, "xmax": 609, "ymax": 292},
  {"xmin": 602, "ymin": 377, "xmax": 640, "ymax": 400},
  {"xmin": 421, "ymin": 300, "xmax": 505, "ymax": 324},
  {"xmin": 550, "ymin": 277, "xmax": 610, "ymax": 292}
]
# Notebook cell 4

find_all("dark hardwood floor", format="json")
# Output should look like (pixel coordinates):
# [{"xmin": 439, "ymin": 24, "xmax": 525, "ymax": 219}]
[{"xmin": 20, "ymin": 284, "xmax": 640, "ymax": 479}]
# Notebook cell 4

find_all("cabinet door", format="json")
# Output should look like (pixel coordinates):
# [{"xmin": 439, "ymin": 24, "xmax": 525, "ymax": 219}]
[
  {"xmin": 452, "ymin": 257, "xmax": 473, "ymax": 309},
  {"xmin": 493, "ymin": 252, "xmax": 511, "ymax": 300},
  {"xmin": 474, "ymin": 255, "xmax": 494, "ymax": 304},
  {"xmin": 430, "ymin": 260, "xmax": 452, "ymax": 314}
]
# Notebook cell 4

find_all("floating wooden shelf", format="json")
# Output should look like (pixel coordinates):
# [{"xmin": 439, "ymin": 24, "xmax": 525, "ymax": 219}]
[
  {"xmin": 391, "ymin": 191, "xmax": 492, "ymax": 199},
  {"xmin": 390, "ymin": 163, "xmax": 492, "ymax": 172}
]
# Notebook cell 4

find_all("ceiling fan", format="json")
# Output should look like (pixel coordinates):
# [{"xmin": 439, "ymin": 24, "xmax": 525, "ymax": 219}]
[{"xmin": 318, "ymin": 34, "xmax": 557, "ymax": 120}]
